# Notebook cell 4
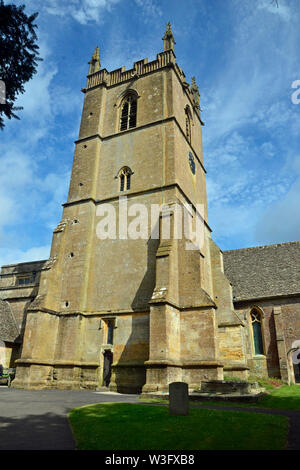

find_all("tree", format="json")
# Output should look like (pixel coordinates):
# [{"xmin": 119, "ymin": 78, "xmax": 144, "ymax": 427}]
[{"xmin": 0, "ymin": 1, "xmax": 41, "ymax": 129}]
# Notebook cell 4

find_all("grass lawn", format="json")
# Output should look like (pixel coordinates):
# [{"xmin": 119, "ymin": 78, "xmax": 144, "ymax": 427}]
[
  {"xmin": 69, "ymin": 402, "xmax": 288, "ymax": 450},
  {"xmin": 188, "ymin": 385, "xmax": 300, "ymax": 411}
]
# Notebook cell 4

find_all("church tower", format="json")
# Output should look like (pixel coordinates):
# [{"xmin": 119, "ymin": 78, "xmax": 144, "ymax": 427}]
[{"xmin": 12, "ymin": 25, "xmax": 248, "ymax": 392}]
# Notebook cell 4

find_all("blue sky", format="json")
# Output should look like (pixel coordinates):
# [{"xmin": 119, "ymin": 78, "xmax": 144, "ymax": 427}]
[{"xmin": 0, "ymin": 0, "xmax": 299, "ymax": 267}]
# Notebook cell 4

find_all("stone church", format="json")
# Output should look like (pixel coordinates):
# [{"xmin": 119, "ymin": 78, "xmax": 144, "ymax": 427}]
[{"xmin": 0, "ymin": 25, "xmax": 299, "ymax": 392}]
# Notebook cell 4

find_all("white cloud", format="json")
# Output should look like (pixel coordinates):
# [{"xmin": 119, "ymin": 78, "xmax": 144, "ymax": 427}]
[
  {"xmin": 200, "ymin": 0, "xmax": 300, "ymax": 249},
  {"xmin": 0, "ymin": 147, "xmax": 69, "ymax": 233},
  {"xmin": 42, "ymin": 0, "xmax": 122, "ymax": 24},
  {"xmin": 0, "ymin": 151, "xmax": 36, "ymax": 229},
  {"xmin": 257, "ymin": 0, "xmax": 292, "ymax": 22},
  {"xmin": 37, "ymin": 171, "xmax": 70, "ymax": 230},
  {"xmin": 255, "ymin": 154, "xmax": 300, "ymax": 244},
  {"xmin": 202, "ymin": 0, "xmax": 299, "ymax": 147},
  {"xmin": 0, "ymin": 245, "xmax": 51, "ymax": 268},
  {"xmin": 135, "ymin": 0, "xmax": 162, "ymax": 20},
  {"xmin": 255, "ymin": 178, "xmax": 300, "ymax": 244},
  {"xmin": 17, "ymin": 67, "xmax": 57, "ymax": 120}
]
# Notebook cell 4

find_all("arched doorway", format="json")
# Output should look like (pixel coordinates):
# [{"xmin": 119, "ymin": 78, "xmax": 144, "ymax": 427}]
[
  {"xmin": 103, "ymin": 350, "xmax": 113, "ymax": 387},
  {"xmin": 287, "ymin": 345, "xmax": 300, "ymax": 385},
  {"xmin": 293, "ymin": 350, "xmax": 300, "ymax": 384}
]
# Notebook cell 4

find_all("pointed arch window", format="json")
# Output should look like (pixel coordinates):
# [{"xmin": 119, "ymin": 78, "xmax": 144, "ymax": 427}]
[
  {"xmin": 120, "ymin": 94, "xmax": 137, "ymax": 131},
  {"xmin": 250, "ymin": 309, "xmax": 264, "ymax": 355},
  {"xmin": 118, "ymin": 167, "xmax": 133, "ymax": 191}
]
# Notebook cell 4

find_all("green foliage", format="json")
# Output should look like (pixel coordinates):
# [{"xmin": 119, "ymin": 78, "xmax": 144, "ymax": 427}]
[
  {"xmin": 0, "ymin": 0, "xmax": 41, "ymax": 128},
  {"xmin": 248, "ymin": 375, "xmax": 284, "ymax": 390},
  {"xmin": 223, "ymin": 376, "xmax": 245, "ymax": 382},
  {"xmin": 69, "ymin": 402, "xmax": 288, "ymax": 450}
]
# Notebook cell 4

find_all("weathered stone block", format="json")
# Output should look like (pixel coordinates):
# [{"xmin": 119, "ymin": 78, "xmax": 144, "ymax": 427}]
[{"xmin": 169, "ymin": 381, "xmax": 189, "ymax": 415}]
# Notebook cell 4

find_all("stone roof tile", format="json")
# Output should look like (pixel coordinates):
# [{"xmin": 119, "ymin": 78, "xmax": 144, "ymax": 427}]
[
  {"xmin": 223, "ymin": 241, "xmax": 300, "ymax": 301},
  {"xmin": 0, "ymin": 300, "xmax": 19, "ymax": 343}
]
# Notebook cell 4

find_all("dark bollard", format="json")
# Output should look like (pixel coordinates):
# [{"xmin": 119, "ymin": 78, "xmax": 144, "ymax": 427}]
[{"xmin": 169, "ymin": 382, "xmax": 189, "ymax": 416}]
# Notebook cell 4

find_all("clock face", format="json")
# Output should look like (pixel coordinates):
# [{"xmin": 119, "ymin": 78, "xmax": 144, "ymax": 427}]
[{"xmin": 189, "ymin": 152, "xmax": 196, "ymax": 175}]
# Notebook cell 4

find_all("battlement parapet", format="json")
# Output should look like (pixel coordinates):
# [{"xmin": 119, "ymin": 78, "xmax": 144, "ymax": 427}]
[{"xmin": 85, "ymin": 49, "xmax": 199, "ymax": 117}]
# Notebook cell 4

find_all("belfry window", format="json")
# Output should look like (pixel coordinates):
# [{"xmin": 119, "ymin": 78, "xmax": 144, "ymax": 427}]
[
  {"xmin": 251, "ymin": 309, "xmax": 264, "ymax": 355},
  {"xmin": 118, "ymin": 167, "xmax": 133, "ymax": 191},
  {"xmin": 120, "ymin": 94, "xmax": 137, "ymax": 131}
]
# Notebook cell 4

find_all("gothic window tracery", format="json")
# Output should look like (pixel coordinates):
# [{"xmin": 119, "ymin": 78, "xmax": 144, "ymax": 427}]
[
  {"xmin": 118, "ymin": 166, "xmax": 133, "ymax": 191},
  {"xmin": 250, "ymin": 309, "xmax": 264, "ymax": 355}
]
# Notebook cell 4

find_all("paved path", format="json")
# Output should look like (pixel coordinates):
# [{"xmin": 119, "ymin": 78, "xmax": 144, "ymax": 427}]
[
  {"xmin": 1, "ymin": 387, "xmax": 300, "ymax": 450},
  {"xmin": 0, "ymin": 387, "xmax": 140, "ymax": 450}
]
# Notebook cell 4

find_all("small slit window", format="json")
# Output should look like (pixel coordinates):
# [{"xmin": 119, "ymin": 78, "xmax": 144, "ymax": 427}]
[
  {"xmin": 107, "ymin": 320, "xmax": 114, "ymax": 345},
  {"xmin": 120, "ymin": 94, "xmax": 137, "ymax": 131}
]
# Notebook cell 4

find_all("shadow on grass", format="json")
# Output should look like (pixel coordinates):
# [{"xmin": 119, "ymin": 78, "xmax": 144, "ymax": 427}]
[{"xmin": 69, "ymin": 402, "xmax": 288, "ymax": 451}]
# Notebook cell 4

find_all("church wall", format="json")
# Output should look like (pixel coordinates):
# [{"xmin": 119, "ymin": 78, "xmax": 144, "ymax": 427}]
[
  {"xmin": 20, "ymin": 312, "xmax": 59, "ymax": 361},
  {"xmin": 218, "ymin": 325, "xmax": 248, "ymax": 375},
  {"xmin": 170, "ymin": 67, "xmax": 203, "ymax": 163},
  {"xmin": 173, "ymin": 124, "xmax": 207, "ymax": 218},
  {"xmin": 0, "ymin": 262, "xmax": 46, "ymax": 368},
  {"xmin": 0, "ymin": 262, "xmax": 44, "ymax": 328},
  {"xmin": 67, "ymin": 138, "xmax": 102, "ymax": 203},
  {"xmin": 78, "ymin": 85, "xmax": 105, "ymax": 140},
  {"xmin": 4, "ymin": 299, "xmax": 31, "ymax": 336},
  {"xmin": 111, "ymin": 313, "xmax": 149, "ymax": 364},
  {"xmin": 108, "ymin": 312, "xmax": 149, "ymax": 393},
  {"xmin": 42, "ymin": 201, "xmax": 96, "ymax": 313},
  {"xmin": 102, "ymin": 71, "xmax": 166, "ymax": 136},
  {"xmin": 0, "ymin": 342, "xmax": 15, "ymax": 368},
  {"xmin": 96, "ymin": 125, "xmax": 166, "ymax": 199},
  {"xmin": 234, "ymin": 296, "xmax": 300, "ymax": 380},
  {"xmin": 88, "ymin": 191, "xmax": 176, "ymax": 313},
  {"xmin": 180, "ymin": 309, "xmax": 218, "ymax": 362}
]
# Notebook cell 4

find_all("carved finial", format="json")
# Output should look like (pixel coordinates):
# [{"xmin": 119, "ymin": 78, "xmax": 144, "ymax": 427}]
[
  {"xmin": 191, "ymin": 76, "xmax": 200, "ymax": 109},
  {"xmin": 162, "ymin": 22, "xmax": 176, "ymax": 52},
  {"xmin": 88, "ymin": 46, "xmax": 101, "ymax": 75}
]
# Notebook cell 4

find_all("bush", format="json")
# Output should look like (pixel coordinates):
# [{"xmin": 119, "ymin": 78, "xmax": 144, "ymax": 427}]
[
  {"xmin": 248, "ymin": 376, "xmax": 283, "ymax": 390},
  {"xmin": 223, "ymin": 376, "xmax": 245, "ymax": 382}
]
